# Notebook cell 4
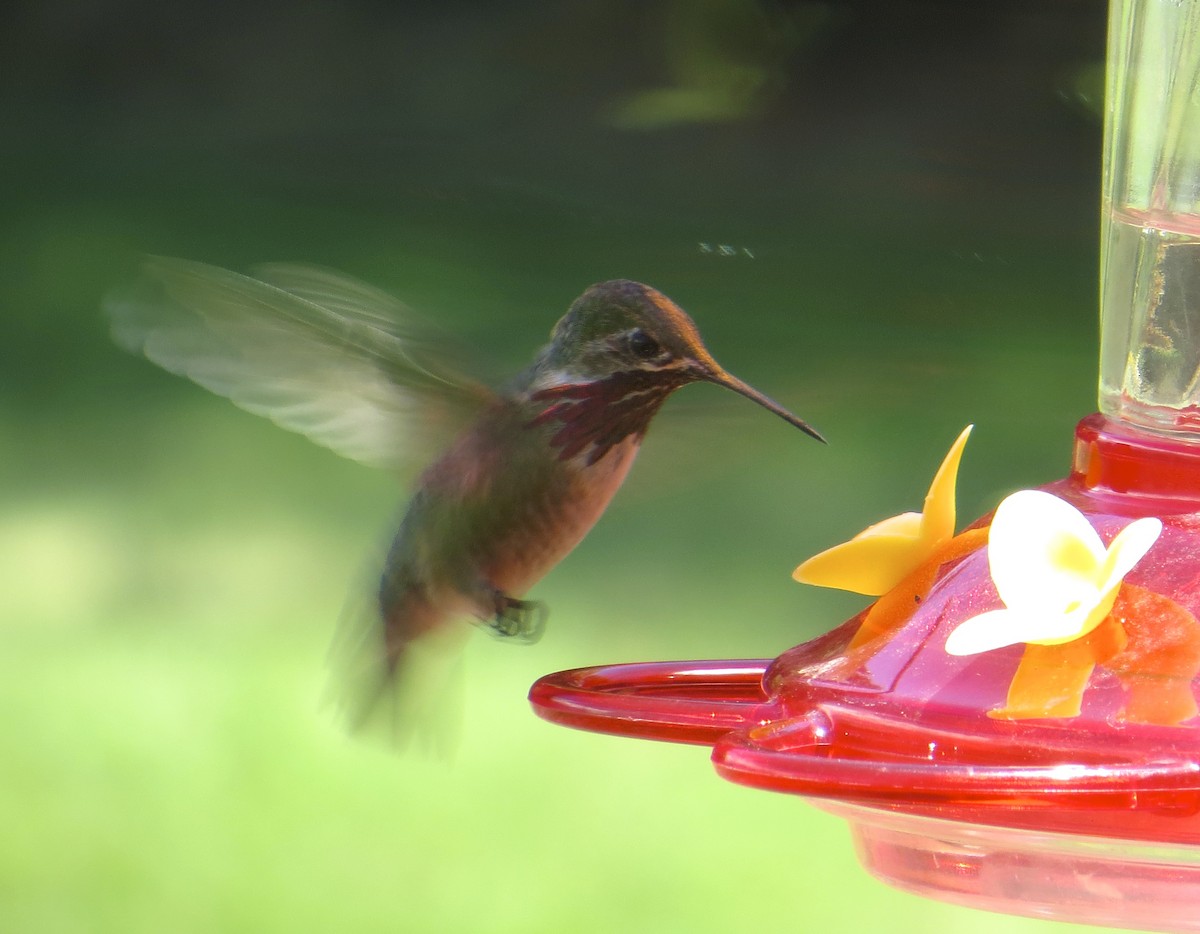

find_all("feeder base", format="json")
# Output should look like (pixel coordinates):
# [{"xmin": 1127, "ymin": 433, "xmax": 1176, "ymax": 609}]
[{"xmin": 820, "ymin": 801, "xmax": 1200, "ymax": 932}]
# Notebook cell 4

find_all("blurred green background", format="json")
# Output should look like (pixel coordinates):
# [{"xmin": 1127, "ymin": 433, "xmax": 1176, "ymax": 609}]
[{"xmin": 2, "ymin": 0, "xmax": 1128, "ymax": 931}]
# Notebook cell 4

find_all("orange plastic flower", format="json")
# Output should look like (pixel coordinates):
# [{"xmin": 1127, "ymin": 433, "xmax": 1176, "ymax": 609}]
[{"xmin": 794, "ymin": 426, "xmax": 972, "ymax": 595}]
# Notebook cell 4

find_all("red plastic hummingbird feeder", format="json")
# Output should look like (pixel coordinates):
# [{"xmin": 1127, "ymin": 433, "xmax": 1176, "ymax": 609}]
[{"xmin": 530, "ymin": 2, "xmax": 1200, "ymax": 930}]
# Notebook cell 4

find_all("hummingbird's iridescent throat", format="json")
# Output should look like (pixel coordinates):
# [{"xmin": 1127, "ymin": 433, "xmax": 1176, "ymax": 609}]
[{"xmin": 530, "ymin": 368, "xmax": 691, "ymax": 464}]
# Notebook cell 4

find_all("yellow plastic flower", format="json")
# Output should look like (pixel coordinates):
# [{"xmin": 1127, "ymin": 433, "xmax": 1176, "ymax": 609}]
[
  {"xmin": 793, "ymin": 426, "xmax": 972, "ymax": 595},
  {"xmin": 945, "ymin": 490, "xmax": 1162, "ymax": 656}
]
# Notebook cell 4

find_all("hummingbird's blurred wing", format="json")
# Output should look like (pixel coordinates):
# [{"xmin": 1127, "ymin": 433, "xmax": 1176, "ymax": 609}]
[{"xmin": 105, "ymin": 256, "xmax": 494, "ymax": 471}]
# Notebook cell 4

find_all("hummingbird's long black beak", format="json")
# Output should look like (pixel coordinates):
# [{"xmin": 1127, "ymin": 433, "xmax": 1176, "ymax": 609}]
[{"xmin": 702, "ymin": 366, "xmax": 826, "ymax": 444}]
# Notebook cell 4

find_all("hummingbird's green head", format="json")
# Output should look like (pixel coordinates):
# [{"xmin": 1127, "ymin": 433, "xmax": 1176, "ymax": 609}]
[
  {"xmin": 529, "ymin": 280, "xmax": 823, "ymax": 463},
  {"xmin": 542, "ymin": 279, "xmax": 717, "ymax": 381}
]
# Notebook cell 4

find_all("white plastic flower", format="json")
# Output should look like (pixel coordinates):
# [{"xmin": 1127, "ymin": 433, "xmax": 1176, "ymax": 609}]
[{"xmin": 944, "ymin": 490, "xmax": 1162, "ymax": 656}]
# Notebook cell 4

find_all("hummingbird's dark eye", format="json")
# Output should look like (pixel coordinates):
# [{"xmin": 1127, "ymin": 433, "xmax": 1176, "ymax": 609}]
[{"xmin": 626, "ymin": 328, "xmax": 664, "ymax": 361}]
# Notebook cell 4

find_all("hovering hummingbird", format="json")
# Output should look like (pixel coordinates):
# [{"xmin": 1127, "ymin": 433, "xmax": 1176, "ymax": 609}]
[{"xmin": 106, "ymin": 257, "xmax": 823, "ymax": 733}]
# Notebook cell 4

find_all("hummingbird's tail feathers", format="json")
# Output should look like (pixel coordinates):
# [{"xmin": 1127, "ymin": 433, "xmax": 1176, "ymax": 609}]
[
  {"xmin": 103, "ymin": 256, "xmax": 492, "ymax": 473},
  {"xmin": 324, "ymin": 594, "xmax": 468, "ymax": 755}
]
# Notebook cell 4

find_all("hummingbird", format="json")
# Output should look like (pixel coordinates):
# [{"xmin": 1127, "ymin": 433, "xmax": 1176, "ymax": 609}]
[{"xmin": 106, "ymin": 257, "xmax": 823, "ymax": 733}]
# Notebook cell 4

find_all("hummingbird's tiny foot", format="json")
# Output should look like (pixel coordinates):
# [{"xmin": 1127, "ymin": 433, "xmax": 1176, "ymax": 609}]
[{"xmin": 489, "ymin": 596, "xmax": 547, "ymax": 644}]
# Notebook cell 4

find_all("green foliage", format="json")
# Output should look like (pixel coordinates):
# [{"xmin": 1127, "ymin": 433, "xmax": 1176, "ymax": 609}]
[
  {"xmin": 1, "ymin": 201, "xmax": 1108, "ymax": 931},
  {"xmin": 1, "ymin": 3, "xmax": 1113, "ymax": 926}
]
